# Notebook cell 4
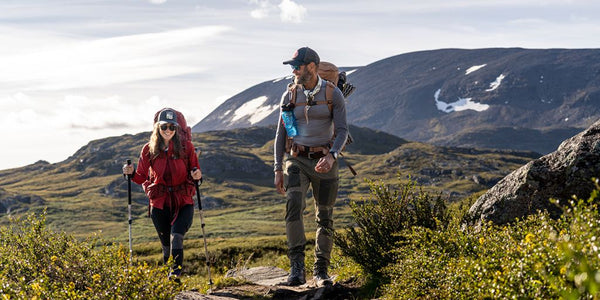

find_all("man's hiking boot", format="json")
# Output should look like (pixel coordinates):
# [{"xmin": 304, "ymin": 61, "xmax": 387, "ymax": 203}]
[
  {"xmin": 313, "ymin": 269, "xmax": 332, "ymax": 287},
  {"xmin": 286, "ymin": 260, "xmax": 306, "ymax": 286}
]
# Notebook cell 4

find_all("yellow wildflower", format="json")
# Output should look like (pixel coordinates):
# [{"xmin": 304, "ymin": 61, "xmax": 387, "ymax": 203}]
[{"xmin": 525, "ymin": 233, "xmax": 535, "ymax": 244}]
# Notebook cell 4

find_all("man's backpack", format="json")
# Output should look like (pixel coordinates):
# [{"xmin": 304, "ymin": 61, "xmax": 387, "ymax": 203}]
[
  {"xmin": 286, "ymin": 61, "xmax": 355, "ymax": 131},
  {"xmin": 285, "ymin": 61, "xmax": 357, "ymax": 175},
  {"xmin": 317, "ymin": 61, "xmax": 355, "ymax": 150},
  {"xmin": 318, "ymin": 61, "xmax": 356, "ymax": 98}
]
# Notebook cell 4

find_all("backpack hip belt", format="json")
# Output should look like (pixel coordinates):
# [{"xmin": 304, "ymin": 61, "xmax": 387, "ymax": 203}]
[
  {"xmin": 166, "ymin": 182, "xmax": 191, "ymax": 192},
  {"xmin": 290, "ymin": 143, "xmax": 329, "ymax": 159}
]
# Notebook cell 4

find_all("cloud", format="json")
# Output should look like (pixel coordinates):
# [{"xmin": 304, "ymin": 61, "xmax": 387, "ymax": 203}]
[
  {"xmin": 249, "ymin": 0, "xmax": 306, "ymax": 22},
  {"xmin": 3, "ymin": 0, "xmax": 600, "ymax": 170},
  {"xmin": 249, "ymin": 0, "xmax": 273, "ymax": 19},
  {"xmin": 507, "ymin": 18, "xmax": 548, "ymax": 25},
  {"xmin": 0, "ymin": 26, "xmax": 231, "ymax": 91},
  {"xmin": 0, "ymin": 91, "xmax": 177, "ymax": 167},
  {"xmin": 251, "ymin": 9, "xmax": 269, "ymax": 19},
  {"xmin": 278, "ymin": 0, "xmax": 307, "ymax": 23}
]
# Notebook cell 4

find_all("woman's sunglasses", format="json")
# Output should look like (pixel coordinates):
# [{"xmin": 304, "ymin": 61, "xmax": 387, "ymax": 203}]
[{"xmin": 160, "ymin": 124, "xmax": 177, "ymax": 131}]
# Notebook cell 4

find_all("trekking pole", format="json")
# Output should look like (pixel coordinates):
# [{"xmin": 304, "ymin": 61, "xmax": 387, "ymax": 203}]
[
  {"xmin": 193, "ymin": 167, "xmax": 213, "ymax": 290},
  {"xmin": 125, "ymin": 159, "xmax": 133, "ymax": 264}
]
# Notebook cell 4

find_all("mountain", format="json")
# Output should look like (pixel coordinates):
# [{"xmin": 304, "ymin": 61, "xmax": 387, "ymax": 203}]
[{"xmin": 192, "ymin": 48, "xmax": 600, "ymax": 154}]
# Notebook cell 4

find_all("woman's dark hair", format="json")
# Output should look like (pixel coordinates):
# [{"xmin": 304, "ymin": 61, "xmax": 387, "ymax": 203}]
[{"xmin": 149, "ymin": 123, "xmax": 183, "ymax": 160}]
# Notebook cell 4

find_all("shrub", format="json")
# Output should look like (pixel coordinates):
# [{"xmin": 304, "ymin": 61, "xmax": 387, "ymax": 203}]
[
  {"xmin": 0, "ymin": 212, "xmax": 182, "ymax": 299},
  {"xmin": 382, "ymin": 179, "xmax": 600, "ymax": 299},
  {"xmin": 334, "ymin": 175, "xmax": 449, "ymax": 280}
]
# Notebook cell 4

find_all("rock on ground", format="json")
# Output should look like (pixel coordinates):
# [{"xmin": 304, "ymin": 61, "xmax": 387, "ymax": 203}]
[
  {"xmin": 175, "ymin": 266, "xmax": 359, "ymax": 300},
  {"xmin": 468, "ymin": 119, "xmax": 600, "ymax": 227}
]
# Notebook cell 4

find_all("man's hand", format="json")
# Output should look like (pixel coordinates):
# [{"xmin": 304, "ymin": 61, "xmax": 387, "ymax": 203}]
[
  {"xmin": 274, "ymin": 171, "xmax": 285, "ymax": 195},
  {"xmin": 315, "ymin": 153, "xmax": 335, "ymax": 173}
]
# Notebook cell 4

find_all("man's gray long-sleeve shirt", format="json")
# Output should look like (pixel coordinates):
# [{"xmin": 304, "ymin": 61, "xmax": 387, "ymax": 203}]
[{"xmin": 274, "ymin": 78, "xmax": 348, "ymax": 171}]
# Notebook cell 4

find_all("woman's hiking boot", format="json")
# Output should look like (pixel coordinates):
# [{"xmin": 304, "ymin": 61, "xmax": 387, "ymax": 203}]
[{"xmin": 168, "ymin": 268, "xmax": 182, "ymax": 284}]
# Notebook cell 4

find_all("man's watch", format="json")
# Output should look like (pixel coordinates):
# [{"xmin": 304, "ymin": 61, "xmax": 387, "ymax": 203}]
[{"xmin": 330, "ymin": 151, "xmax": 338, "ymax": 160}]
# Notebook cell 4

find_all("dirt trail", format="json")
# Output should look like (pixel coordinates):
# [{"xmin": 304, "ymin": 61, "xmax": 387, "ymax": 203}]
[{"xmin": 175, "ymin": 266, "xmax": 360, "ymax": 300}]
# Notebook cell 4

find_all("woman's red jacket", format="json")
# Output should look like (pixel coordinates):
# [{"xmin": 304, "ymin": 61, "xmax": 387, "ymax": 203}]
[{"xmin": 131, "ymin": 140, "xmax": 200, "ymax": 210}]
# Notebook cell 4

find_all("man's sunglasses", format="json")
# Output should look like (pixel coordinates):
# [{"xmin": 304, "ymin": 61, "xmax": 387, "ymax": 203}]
[
  {"xmin": 160, "ymin": 124, "xmax": 177, "ymax": 131},
  {"xmin": 291, "ymin": 64, "xmax": 304, "ymax": 71}
]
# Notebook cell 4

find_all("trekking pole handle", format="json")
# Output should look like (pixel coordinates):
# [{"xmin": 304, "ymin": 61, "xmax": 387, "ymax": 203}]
[
  {"xmin": 126, "ymin": 159, "xmax": 131, "ymax": 169},
  {"xmin": 124, "ymin": 159, "xmax": 133, "ymax": 179}
]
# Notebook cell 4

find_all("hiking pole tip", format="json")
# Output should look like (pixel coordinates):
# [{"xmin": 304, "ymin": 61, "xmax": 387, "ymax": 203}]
[{"xmin": 193, "ymin": 167, "xmax": 213, "ymax": 291}]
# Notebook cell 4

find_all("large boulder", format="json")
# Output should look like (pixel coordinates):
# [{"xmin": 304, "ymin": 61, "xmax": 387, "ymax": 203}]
[{"xmin": 467, "ymin": 119, "xmax": 600, "ymax": 227}]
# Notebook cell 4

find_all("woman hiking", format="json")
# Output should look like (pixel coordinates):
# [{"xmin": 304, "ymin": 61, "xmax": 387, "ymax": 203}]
[{"xmin": 122, "ymin": 108, "xmax": 202, "ymax": 282}]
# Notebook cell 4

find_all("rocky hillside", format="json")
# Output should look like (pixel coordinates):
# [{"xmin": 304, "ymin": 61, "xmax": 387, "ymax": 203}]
[
  {"xmin": 0, "ymin": 125, "xmax": 538, "ymax": 242},
  {"xmin": 193, "ymin": 48, "xmax": 600, "ymax": 154}
]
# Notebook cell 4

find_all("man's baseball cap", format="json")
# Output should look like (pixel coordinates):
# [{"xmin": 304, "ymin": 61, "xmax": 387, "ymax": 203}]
[
  {"xmin": 157, "ymin": 109, "xmax": 179, "ymax": 126},
  {"xmin": 283, "ymin": 47, "xmax": 320, "ymax": 67}
]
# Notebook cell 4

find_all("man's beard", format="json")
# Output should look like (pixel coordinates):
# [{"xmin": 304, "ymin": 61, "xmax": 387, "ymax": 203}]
[{"xmin": 295, "ymin": 69, "xmax": 312, "ymax": 85}]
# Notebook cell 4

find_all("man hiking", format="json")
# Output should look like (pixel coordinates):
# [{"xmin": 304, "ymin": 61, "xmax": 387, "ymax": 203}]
[
  {"xmin": 273, "ymin": 46, "xmax": 349, "ymax": 287},
  {"xmin": 123, "ymin": 108, "xmax": 202, "ymax": 282}
]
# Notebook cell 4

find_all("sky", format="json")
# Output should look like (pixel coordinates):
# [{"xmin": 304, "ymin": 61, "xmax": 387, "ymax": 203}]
[{"xmin": 1, "ymin": 0, "xmax": 599, "ymax": 170}]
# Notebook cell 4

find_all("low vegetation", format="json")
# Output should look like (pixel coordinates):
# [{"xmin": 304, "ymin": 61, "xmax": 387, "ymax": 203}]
[
  {"xmin": 3, "ymin": 176, "xmax": 600, "ymax": 299},
  {"xmin": 0, "ymin": 212, "xmax": 182, "ymax": 299},
  {"xmin": 335, "ymin": 176, "xmax": 600, "ymax": 299},
  {"xmin": 334, "ymin": 176, "xmax": 449, "ymax": 280},
  {"xmin": 5, "ymin": 126, "xmax": 583, "ymax": 298}
]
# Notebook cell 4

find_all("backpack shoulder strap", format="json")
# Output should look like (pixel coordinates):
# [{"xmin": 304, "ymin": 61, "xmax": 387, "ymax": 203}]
[
  {"xmin": 287, "ymin": 83, "xmax": 298, "ymax": 105},
  {"xmin": 290, "ymin": 81, "xmax": 334, "ymax": 113},
  {"xmin": 284, "ymin": 83, "xmax": 298, "ymax": 152},
  {"xmin": 142, "ymin": 144, "xmax": 153, "ymax": 166},
  {"xmin": 325, "ymin": 81, "xmax": 335, "ymax": 114}
]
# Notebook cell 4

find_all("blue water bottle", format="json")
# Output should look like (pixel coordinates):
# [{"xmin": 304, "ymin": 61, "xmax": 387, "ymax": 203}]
[{"xmin": 281, "ymin": 103, "xmax": 297, "ymax": 137}]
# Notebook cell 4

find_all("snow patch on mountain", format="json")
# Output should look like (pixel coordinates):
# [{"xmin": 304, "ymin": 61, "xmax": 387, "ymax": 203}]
[
  {"xmin": 273, "ymin": 75, "xmax": 294, "ymax": 83},
  {"xmin": 434, "ymin": 89, "xmax": 489, "ymax": 113},
  {"xmin": 231, "ymin": 96, "xmax": 278, "ymax": 125},
  {"xmin": 465, "ymin": 64, "xmax": 487, "ymax": 75},
  {"xmin": 486, "ymin": 74, "xmax": 505, "ymax": 91},
  {"xmin": 345, "ymin": 69, "xmax": 358, "ymax": 76}
]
